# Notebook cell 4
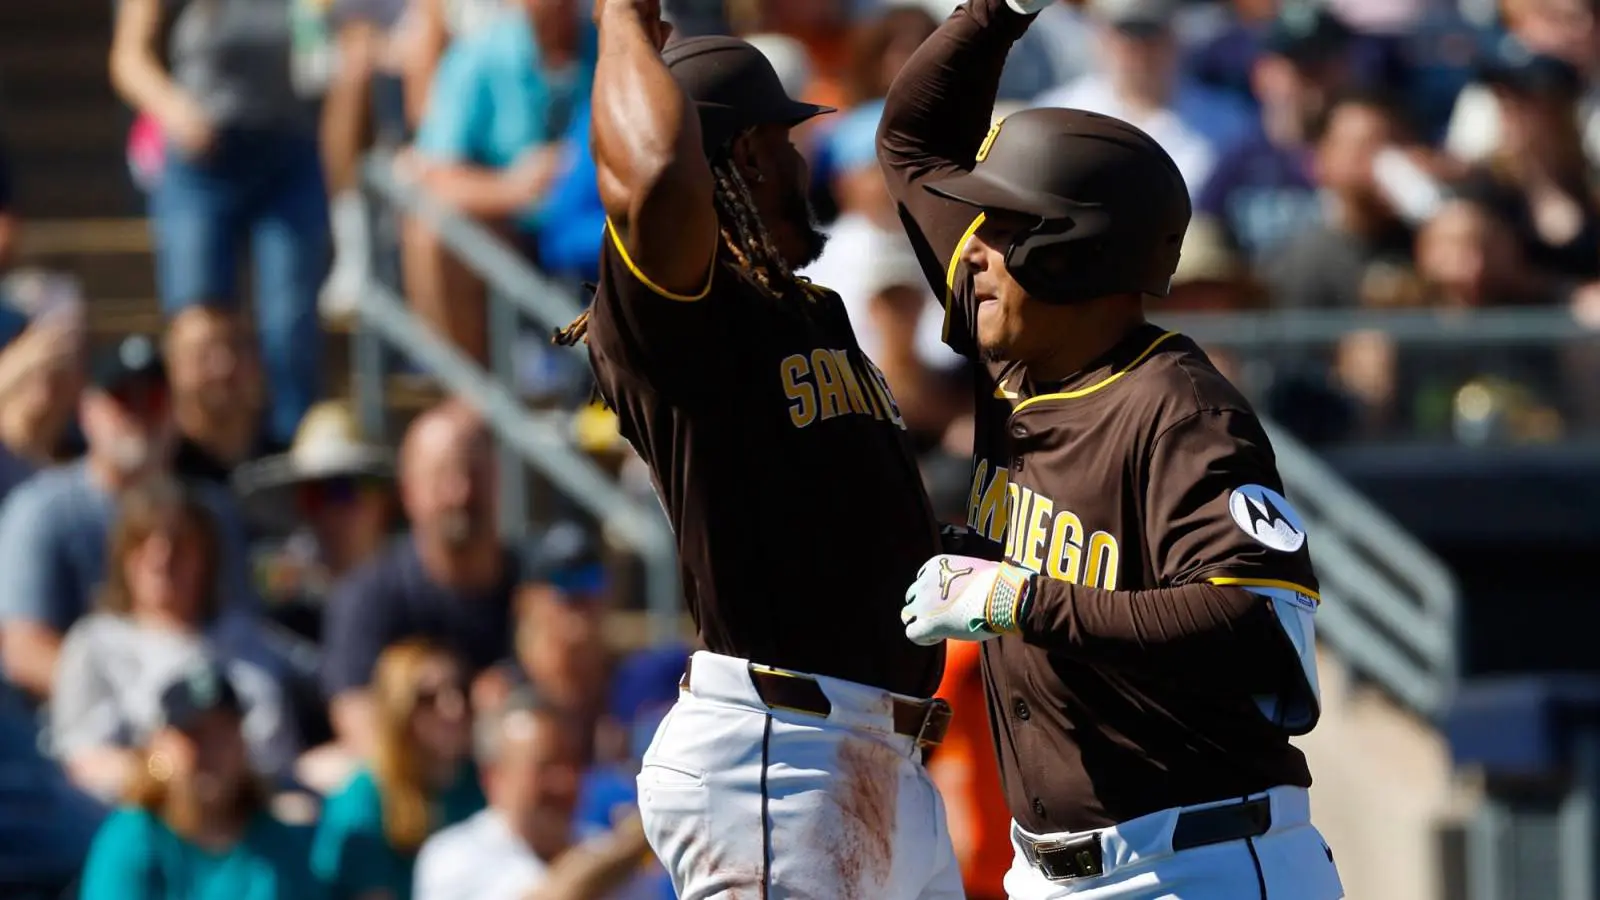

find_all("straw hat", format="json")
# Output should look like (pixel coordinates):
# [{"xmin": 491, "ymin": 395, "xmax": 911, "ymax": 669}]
[{"xmin": 234, "ymin": 401, "xmax": 394, "ymax": 500}]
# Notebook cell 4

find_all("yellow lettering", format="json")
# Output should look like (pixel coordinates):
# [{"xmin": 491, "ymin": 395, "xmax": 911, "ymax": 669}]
[
  {"xmin": 810, "ymin": 350, "xmax": 850, "ymax": 420},
  {"xmin": 1085, "ymin": 531, "xmax": 1120, "ymax": 590},
  {"xmin": 780, "ymin": 354, "xmax": 816, "ymax": 428},
  {"xmin": 974, "ymin": 465, "xmax": 1009, "ymax": 542},
  {"xmin": 1021, "ymin": 493, "xmax": 1053, "ymax": 573},
  {"xmin": 1004, "ymin": 486, "xmax": 1029, "ymax": 562},
  {"xmin": 965, "ymin": 461, "xmax": 989, "ymax": 530},
  {"xmin": 832, "ymin": 350, "xmax": 874, "ymax": 417},
  {"xmin": 1045, "ymin": 510, "xmax": 1084, "ymax": 584},
  {"xmin": 862, "ymin": 361, "xmax": 907, "ymax": 429}
]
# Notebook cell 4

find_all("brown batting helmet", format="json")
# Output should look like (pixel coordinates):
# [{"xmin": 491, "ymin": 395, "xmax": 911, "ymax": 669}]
[{"xmin": 924, "ymin": 107, "xmax": 1191, "ymax": 304}]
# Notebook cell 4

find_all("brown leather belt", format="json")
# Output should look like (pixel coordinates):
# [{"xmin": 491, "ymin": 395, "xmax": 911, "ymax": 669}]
[
  {"xmin": 1015, "ymin": 797, "xmax": 1274, "ymax": 882},
  {"xmin": 679, "ymin": 657, "xmax": 951, "ymax": 746}
]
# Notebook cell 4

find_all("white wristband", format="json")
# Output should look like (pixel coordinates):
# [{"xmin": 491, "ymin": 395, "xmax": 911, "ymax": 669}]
[{"xmin": 1005, "ymin": 0, "xmax": 1053, "ymax": 14}]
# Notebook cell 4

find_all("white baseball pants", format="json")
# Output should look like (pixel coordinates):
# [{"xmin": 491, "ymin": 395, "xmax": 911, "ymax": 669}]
[
  {"xmin": 1004, "ymin": 786, "xmax": 1344, "ymax": 899},
  {"xmin": 636, "ymin": 651, "xmax": 966, "ymax": 900}
]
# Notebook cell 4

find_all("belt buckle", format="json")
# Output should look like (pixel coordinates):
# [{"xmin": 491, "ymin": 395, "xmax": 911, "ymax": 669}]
[
  {"xmin": 1033, "ymin": 833, "xmax": 1104, "ymax": 883},
  {"xmin": 915, "ymin": 698, "xmax": 952, "ymax": 746}
]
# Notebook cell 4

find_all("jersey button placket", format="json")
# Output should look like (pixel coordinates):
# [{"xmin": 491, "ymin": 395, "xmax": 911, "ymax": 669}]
[
  {"xmin": 1010, "ymin": 420, "xmax": 1028, "ymax": 473},
  {"xmin": 1013, "ymin": 697, "xmax": 1031, "ymax": 720}
]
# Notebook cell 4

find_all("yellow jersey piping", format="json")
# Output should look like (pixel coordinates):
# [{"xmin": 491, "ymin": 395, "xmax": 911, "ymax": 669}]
[
  {"xmin": 605, "ymin": 217, "xmax": 713, "ymax": 302},
  {"xmin": 942, "ymin": 212, "xmax": 987, "ymax": 342},
  {"xmin": 1208, "ymin": 576, "xmax": 1321, "ymax": 604},
  {"xmin": 1011, "ymin": 331, "xmax": 1180, "ymax": 412}
]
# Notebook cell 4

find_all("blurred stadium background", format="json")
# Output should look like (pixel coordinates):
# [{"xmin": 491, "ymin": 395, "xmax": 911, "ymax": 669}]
[{"xmin": 0, "ymin": 0, "xmax": 1598, "ymax": 897}]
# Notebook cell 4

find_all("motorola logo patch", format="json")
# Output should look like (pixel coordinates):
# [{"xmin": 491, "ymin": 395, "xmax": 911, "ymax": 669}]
[{"xmin": 1228, "ymin": 484, "xmax": 1307, "ymax": 554}]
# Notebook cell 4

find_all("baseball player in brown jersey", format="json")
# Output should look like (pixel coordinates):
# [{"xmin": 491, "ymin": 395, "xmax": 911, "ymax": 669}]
[
  {"xmin": 878, "ymin": 1, "xmax": 1345, "ymax": 898},
  {"xmin": 550, "ymin": 1, "xmax": 965, "ymax": 897}
]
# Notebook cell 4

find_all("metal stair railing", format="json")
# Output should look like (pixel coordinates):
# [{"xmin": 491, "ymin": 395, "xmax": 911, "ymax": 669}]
[
  {"xmin": 354, "ymin": 152, "xmax": 681, "ymax": 640},
  {"xmin": 1155, "ymin": 303, "xmax": 1600, "ymax": 719},
  {"xmin": 1262, "ymin": 420, "xmax": 1461, "ymax": 719}
]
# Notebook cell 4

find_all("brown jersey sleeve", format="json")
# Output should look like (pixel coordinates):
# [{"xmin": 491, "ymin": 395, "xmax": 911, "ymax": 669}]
[
  {"xmin": 1143, "ymin": 408, "xmax": 1320, "ymax": 600},
  {"xmin": 877, "ymin": 0, "xmax": 1037, "ymax": 358},
  {"xmin": 586, "ymin": 218, "xmax": 729, "ymax": 400}
]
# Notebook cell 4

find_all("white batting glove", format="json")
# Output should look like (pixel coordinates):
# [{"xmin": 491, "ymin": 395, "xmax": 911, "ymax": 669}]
[{"xmin": 901, "ymin": 554, "xmax": 1033, "ymax": 646}]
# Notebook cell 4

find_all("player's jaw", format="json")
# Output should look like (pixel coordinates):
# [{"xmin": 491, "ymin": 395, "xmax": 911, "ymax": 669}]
[{"xmin": 740, "ymin": 125, "xmax": 829, "ymax": 268}]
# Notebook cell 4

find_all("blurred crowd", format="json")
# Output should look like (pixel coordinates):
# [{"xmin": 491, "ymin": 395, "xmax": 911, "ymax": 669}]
[{"xmin": 0, "ymin": 0, "xmax": 1599, "ymax": 897}]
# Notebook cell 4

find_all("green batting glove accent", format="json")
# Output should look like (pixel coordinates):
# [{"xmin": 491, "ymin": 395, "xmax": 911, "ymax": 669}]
[{"xmin": 985, "ymin": 564, "xmax": 1030, "ymax": 634}]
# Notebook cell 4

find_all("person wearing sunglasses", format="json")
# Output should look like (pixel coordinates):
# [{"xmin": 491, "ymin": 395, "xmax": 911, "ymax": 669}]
[
  {"xmin": 313, "ymin": 639, "xmax": 485, "ymax": 900},
  {"xmin": 0, "ymin": 335, "xmax": 258, "ymax": 703}
]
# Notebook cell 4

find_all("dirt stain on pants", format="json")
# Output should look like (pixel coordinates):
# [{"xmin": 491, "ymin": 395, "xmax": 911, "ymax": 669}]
[{"xmin": 828, "ymin": 737, "xmax": 903, "ymax": 895}]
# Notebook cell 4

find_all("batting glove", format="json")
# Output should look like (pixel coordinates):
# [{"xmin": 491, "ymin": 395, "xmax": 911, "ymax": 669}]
[{"xmin": 901, "ymin": 554, "xmax": 1032, "ymax": 646}]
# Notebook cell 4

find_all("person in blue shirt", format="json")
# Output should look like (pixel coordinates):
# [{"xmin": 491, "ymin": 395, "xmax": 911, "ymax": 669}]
[
  {"xmin": 531, "ymin": 105, "xmax": 607, "ymax": 286},
  {"xmin": 78, "ymin": 663, "xmax": 322, "ymax": 900},
  {"xmin": 400, "ymin": 0, "xmax": 597, "ymax": 361},
  {"xmin": 313, "ymin": 640, "xmax": 485, "ymax": 900}
]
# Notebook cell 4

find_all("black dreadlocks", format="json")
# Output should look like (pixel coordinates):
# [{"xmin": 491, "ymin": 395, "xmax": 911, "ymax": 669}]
[{"xmin": 551, "ymin": 143, "xmax": 810, "ymax": 347}]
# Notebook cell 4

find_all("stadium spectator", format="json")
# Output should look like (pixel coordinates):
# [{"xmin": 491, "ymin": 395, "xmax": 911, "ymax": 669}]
[
  {"xmin": 397, "ymin": 0, "xmax": 593, "ymax": 364},
  {"xmin": 1198, "ymin": 5, "xmax": 1357, "ymax": 262},
  {"xmin": 413, "ymin": 688, "xmax": 657, "ymax": 900},
  {"xmin": 318, "ymin": 402, "xmax": 516, "ymax": 763},
  {"xmin": 312, "ymin": 640, "xmax": 484, "ymax": 900},
  {"xmin": 471, "ymin": 528, "xmax": 611, "ymax": 738},
  {"xmin": 1033, "ymin": 0, "xmax": 1257, "ymax": 198},
  {"xmin": 1461, "ymin": 45, "xmax": 1600, "ymax": 282},
  {"xmin": 995, "ymin": 0, "xmax": 1099, "ymax": 103},
  {"xmin": 798, "ymin": 99, "xmax": 964, "ymax": 448},
  {"xmin": 731, "ymin": 0, "xmax": 854, "ymax": 110},
  {"xmin": 0, "ymin": 686, "xmax": 104, "ymax": 897},
  {"xmin": 0, "ymin": 304, "xmax": 85, "ymax": 500},
  {"xmin": 50, "ymin": 478, "xmax": 298, "ymax": 803},
  {"xmin": 236, "ymin": 400, "xmax": 399, "ymax": 607},
  {"xmin": 1445, "ymin": 0, "xmax": 1600, "ymax": 165},
  {"xmin": 166, "ymin": 307, "xmax": 283, "ymax": 486},
  {"xmin": 514, "ymin": 580, "xmax": 607, "ymax": 728},
  {"xmin": 0, "ymin": 336, "xmax": 257, "ymax": 701},
  {"xmin": 110, "ymin": 0, "xmax": 330, "ymax": 448},
  {"xmin": 842, "ymin": 5, "xmax": 940, "ymax": 106},
  {"xmin": 396, "ymin": 0, "xmax": 510, "ymax": 128},
  {"xmin": 1334, "ymin": 195, "xmax": 1573, "ymax": 439},
  {"xmin": 1261, "ymin": 90, "xmax": 1420, "ymax": 311},
  {"xmin": 319, "ymin": 0, "xmax": 417, "ymax": 320},
  {"xmin": 76, "ymin": 663, "xmax": 321, "ymax": 900}
]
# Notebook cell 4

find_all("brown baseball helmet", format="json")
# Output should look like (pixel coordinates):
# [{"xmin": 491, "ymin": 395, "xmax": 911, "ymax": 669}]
[{"xmin": 924, "ymin": 107, "xmax": 1192, "ymax": 304}]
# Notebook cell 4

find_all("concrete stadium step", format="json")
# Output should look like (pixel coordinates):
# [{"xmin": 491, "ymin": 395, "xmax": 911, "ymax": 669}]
[
  {"xmin": 1, "ymin": 0, "xmax": 132, "ymax": 220},
  {"xmin": 18, "ymin": 219, "xmax": 157, "ymax": 310},
  {"xmin": 1295, "ymin": 647, "xmax": 1473, "ymax": 900}
]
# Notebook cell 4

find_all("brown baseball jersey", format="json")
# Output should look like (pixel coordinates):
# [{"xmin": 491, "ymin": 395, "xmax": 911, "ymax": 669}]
[
  {"xmin": 881, "ymin": 0, "xmax": 1319, "ymax": 833},
  {"xmin": 583, "ymin": 220, "xmax": 945, "ymax": 699}
]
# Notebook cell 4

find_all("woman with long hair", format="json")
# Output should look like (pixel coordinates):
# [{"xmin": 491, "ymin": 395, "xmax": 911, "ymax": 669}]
[
  {"xmin": 50, "ymin": 477, "xmax": 297, "ymax": 801},
  {"xmin": 1472, "ymin": 50, "xmax": 1600, "ymax": 281},
  {"xmin": 312, "ymin": 639, "xmax": 484, "ymax": 900},
  {"xmin": 77, "ymin": 664, "xmax": 322, "ymax": 900}
]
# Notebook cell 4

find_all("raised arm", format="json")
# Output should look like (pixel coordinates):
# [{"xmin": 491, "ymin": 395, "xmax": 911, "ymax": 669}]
[
  {"xmin": 877, "ymin": 0, "xmax": 1042, "ymax": 274},
  {"xmin": 590, "ymin": 0, "xmax": 717, "ymax": 297}
]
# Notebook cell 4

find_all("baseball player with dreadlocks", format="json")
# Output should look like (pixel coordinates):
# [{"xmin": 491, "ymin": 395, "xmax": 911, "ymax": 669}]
[
  {"xmin": 879, "ymin": 1, "xmax": 1346, "ymax": 898},
  {"xmin": 552, "ymin": 1, "xmax": 965, "ymax": 897}
]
